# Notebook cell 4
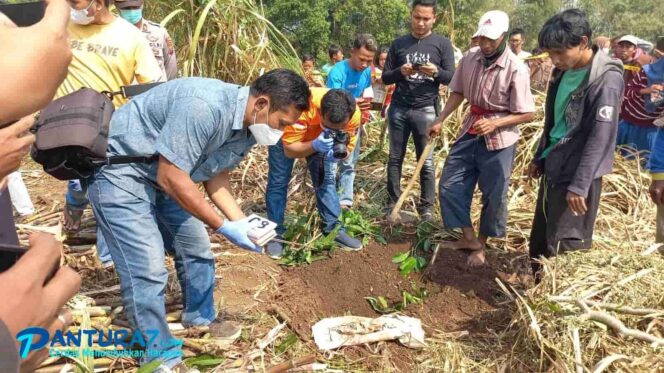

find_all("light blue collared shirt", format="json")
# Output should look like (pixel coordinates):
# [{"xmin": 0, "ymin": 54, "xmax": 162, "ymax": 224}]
[{"xmin": 102, "ymin": 77, "xmax": 256, "ymax": 201}]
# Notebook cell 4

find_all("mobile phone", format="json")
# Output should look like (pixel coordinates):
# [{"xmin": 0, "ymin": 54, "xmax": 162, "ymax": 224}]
[
  {"xmin": 413, "ymin": 62, "xmax": 423, "ymax": 70},
  {"xmin": 0, "ymin": 243, "xmax": 60, "ymax": 282},
  {"xmin": 0, "ymin": 0, "xmax": 45, "ymax": 27}
]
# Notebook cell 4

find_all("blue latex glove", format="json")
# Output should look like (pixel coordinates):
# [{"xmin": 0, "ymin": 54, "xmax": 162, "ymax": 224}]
[
  {"xmin": 312, "ymin": 131, "xmax": 334, "ymax": 154},
  {"xmin": 216, "ymin": 218, "xmax": 261, "ymax": 253}
]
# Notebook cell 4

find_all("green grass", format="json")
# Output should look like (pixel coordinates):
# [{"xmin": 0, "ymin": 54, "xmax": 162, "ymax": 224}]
[{"xmin": 147, "ymin": 0, "xmax": 301, "ymax": 84}]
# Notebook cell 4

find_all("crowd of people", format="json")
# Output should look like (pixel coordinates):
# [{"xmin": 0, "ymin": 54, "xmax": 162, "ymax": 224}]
[{"xmin": 1, "ymin": 0, "xmax": 663, "ymax": 371}]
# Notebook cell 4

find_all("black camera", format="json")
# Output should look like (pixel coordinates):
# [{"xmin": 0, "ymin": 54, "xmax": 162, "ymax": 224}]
[
  {"xmin": 324, "ymin": 130, "xmax": 350, "ymax": 159},
  {"xmin": 0, "ymin": 0, "xmax": 45, "ymax": 27}
]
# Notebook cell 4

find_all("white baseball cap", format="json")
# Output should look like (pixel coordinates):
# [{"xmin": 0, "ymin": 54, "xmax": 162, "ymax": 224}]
[
  {"xmin": 617, "ymin": 35, "xmax": 639, "ymax": 46},
  {"xmin": 473, "ymin": 10, "xmax": 509, "ymax": 40}
]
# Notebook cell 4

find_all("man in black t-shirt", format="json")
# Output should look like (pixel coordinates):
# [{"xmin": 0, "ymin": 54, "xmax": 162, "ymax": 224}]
[{"xmin": 382, "ymin": 0, "xmax": 455, "ymax": 221}]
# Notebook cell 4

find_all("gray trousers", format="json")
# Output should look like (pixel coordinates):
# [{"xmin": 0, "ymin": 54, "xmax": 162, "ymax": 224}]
[
  {"xmin": 529, "ymin": 177, "xmax": 602, "ymax": 276},
  {"xmin": 439, "ymin": 133, "xmax": 516, "ymax": 237}
]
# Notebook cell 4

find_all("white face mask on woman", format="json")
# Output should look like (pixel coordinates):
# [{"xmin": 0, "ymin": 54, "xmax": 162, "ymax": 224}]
[{"xmin": 70, "ymin": 0, "xmax": 96, "ymax": 25}]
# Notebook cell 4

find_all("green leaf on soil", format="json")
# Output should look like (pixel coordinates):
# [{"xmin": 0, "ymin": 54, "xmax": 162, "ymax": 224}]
[
  {"xmin": 365, "ymin": 296, "xmax": 394, "ymax": 314},
  {"xmin": 416, "ymin": 256, "xmax": 428, "ymax": 271},
  {"xmin": 364, "ymin": 296, "xmax": 396, "ymax": 315},
  {"xmin": 392, "ymin": 251, "xmax": 410, "ymax": 263},
  {"xmin": 399, "ymin": 256, "xmax": 418, "ymax": 276},
  {"xmin": 547, "ymin": 302, "xmax": 563, "ymax": 313},
  {"xmin": 422, "ymin": 238, "xmax": 431, "ymax": 252},
  {"xmin": 136, "ymin": 361, "xmax": 163, "ymax": 373},
  {"xmin": 275, "ymin": 333, "xmax": 298, "ymax": 355},
  {"xmin": 378, "ymin": 296, "xmax": 389, "ymax": 309},
  {"xmin": 185, "ymin": 354, "xmax": 225, "ymax": 368}
]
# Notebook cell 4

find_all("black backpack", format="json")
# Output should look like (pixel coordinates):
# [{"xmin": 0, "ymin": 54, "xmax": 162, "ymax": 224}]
[{"xmin": 31, "ymin": 84, "xmax": 161, "ymax": 180}]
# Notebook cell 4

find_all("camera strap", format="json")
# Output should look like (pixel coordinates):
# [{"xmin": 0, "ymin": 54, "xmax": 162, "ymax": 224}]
[{"xmin": 102, "ymin": 82, "xmax": 164, "ymax": 101}]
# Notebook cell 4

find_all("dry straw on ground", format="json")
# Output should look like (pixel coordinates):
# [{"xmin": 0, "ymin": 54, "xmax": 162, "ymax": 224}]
[
  {"xmin": 19, "ymin": 89, "xmax": 662, "ymax": 372},
  {"xmin": 15, "ymin": 3, "xmax": 662, "ymax": 364},
  {"xmin": 409, "ymin": 96, "xmax": 663, "ymax": 372},
  {"xmin": 183, "ymin": 93, "xmax": 663, "ymax": 372}
]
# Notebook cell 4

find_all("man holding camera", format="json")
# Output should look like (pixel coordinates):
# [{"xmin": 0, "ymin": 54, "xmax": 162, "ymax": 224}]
[
  {"xmin": 382, "ymin": 0, "xmax": 456, "ymax": 222},
  {"xmin": 265, "ymin": 88, "xmax": 364, "ymax": 258}
]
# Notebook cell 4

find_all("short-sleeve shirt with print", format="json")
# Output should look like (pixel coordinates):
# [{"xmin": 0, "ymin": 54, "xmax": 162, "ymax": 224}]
[{"xmin": 56, "ymin": 18, "xmax": 163, "ymax": 107}]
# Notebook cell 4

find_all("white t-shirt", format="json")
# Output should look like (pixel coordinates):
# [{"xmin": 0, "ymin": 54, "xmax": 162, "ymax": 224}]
[{"xmin": 517, "ymin": 50, "xmax": 533, "ymax": 60}]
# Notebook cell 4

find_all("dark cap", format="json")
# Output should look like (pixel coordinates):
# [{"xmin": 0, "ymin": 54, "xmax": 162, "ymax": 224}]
[{"xmin": 114, "ymin": 0, "xmax": 143, "ymax": 9}]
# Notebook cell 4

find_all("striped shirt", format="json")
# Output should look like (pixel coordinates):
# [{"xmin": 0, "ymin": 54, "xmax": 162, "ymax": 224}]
[
  {"xmin": 450, "ymin": 47, "xmax": 535, "ymax": 150},
  {"xmin": 621, "ymin": 70, "xmax": 664, "ymax": 126}
]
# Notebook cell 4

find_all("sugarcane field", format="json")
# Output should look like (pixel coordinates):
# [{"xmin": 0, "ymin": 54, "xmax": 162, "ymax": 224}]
[{"xmin": 1, "ymin": 0, "xmax": 663, "ymax": 372}]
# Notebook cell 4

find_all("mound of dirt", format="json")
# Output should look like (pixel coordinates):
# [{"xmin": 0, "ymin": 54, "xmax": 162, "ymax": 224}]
[{"xmin": 270, "ymin": 239, "xmax": 507, "ymax": 341}]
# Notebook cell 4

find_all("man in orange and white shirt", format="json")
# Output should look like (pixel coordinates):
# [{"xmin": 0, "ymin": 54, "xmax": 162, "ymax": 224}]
[{"xmin": 264, "ymin": 88, "xmax": 363, "ymax": 258}]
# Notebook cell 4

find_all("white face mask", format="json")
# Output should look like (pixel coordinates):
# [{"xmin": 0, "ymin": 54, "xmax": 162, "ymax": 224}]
[
  {"xmin": 70, "ymin": 1, "xmax": 95, "ymax": 25},
  {"xmin": 248, "ymin": 104, "xmax": 283, "ymax": 145}
]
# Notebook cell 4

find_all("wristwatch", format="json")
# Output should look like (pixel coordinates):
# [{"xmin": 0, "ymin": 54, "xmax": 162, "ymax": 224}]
[{"xmin": 432, "ymin": 71, "xmax": 439, "ymax": 79}]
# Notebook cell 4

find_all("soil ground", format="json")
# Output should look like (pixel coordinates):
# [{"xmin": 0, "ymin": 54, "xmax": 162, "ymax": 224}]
[
  {"xmin": 265, "ymin": 239, "xmax": 530, "ymax": 371},
  {"xmin": 16, "ymin": 167, "xmax": 533, "ymax": 372}
]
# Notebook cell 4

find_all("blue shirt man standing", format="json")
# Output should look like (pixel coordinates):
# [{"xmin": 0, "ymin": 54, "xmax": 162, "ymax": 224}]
[{"xmin": 326, "ymin": 33, "xmax": 376, "ymax": 209}]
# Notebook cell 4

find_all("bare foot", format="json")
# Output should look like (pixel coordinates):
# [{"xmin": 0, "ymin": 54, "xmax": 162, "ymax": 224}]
[
  {"xmin": 440, "ymin": 237, "xmax": 484, "ymax": 251},
  {"xmin": 62, "ymin": 205, "xmax": 84, "ymax": 233},
  {"xmin": 467, "ymin": 249, "xmax": 486, "ymax": 267}
]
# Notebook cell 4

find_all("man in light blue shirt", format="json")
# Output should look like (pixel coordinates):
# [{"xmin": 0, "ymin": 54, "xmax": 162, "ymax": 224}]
[
  {"xmin": 86, "ymin": 69, "xmax": 310, "ymax": 371},
  {"xmin": 326, "ymin": 33, "xmax": 376, "ymax": 208}
]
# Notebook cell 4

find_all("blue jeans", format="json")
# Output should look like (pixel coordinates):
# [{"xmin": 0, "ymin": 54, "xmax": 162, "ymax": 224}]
[
  {"xmin": 439, "ymin": 133, "xmax": 516, "ymax": 238},
  {"xmin": 616, "ymin": 119, "xmax": 658, "ymax": 162},
  {"xmin": 266, "ymin": 141, "xmax": 343, "ymax": 235},
  {"xmin": 88, "ymin": 172, "xmax": 215, "ymax": 368},
  {"xmin": 330, "ymin": 130, "xmax": 361, "ymax": 207},
  {"xmin": 67, "ymin": 180, "xmax": 112, "ymax": 266},
  {"xmin": 65, "ymin": 179, "xmax": 88, "ymax": 210}
]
